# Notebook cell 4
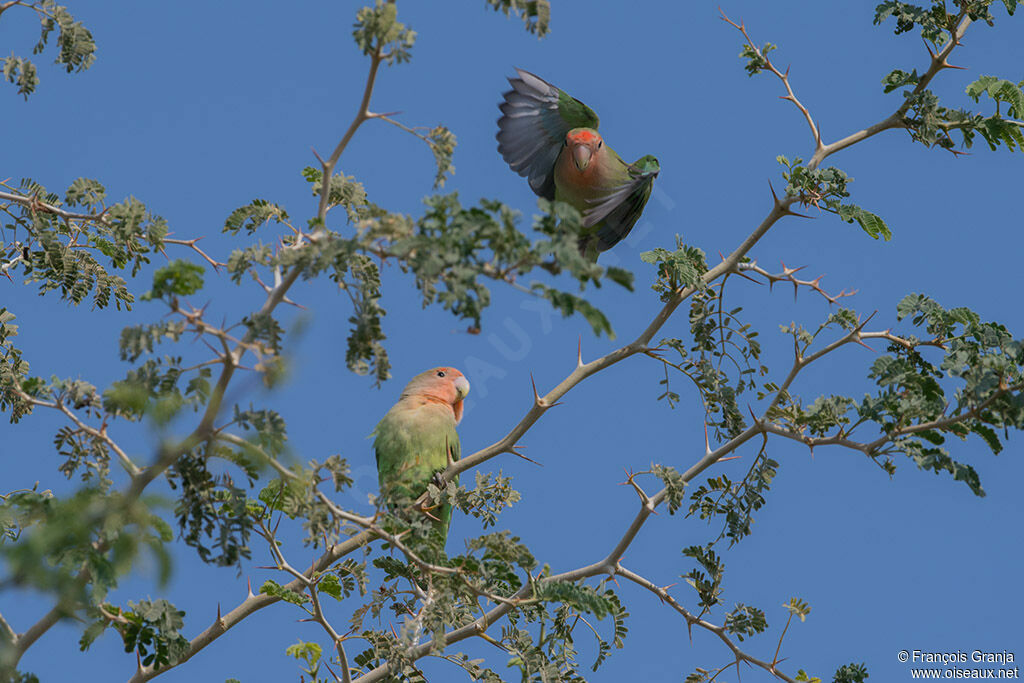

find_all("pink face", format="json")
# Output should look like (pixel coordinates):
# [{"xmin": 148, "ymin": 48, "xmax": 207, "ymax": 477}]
[
  {"xmin": 402, "ymin": 366, "xmax": 471, "ymax": 423},
  {"xmin": 565, "ymin": 128, "xmax": 603, "ymax": 171}
]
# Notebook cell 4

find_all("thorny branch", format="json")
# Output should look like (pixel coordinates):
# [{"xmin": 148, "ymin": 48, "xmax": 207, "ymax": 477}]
[
  {"xmin": 618, "ymin": 566, "xmax": 798, "ymax": 683},
  {"xmin": 314, "ymin": 46, "xmax": 383, "ymax": 226},
  {"xmin": 161, "ymin": 237, "xmax": 225, "ymax": 270},
  {"xmin": 720, "ymin": 9, "xmax": 823, "ymax": 154},
  {"xmin": 256, "ymin": 518, "xmax": 353, "ymax": 683},
  {"xmin": 738, "ymin": 260, "xmax": 857, "ymax": 305},
  {"xmin": 313, "ymin": 492, "xmax": 545, "ymax": 609},
  {"xmin": 7, "ymin": 390, "xmax": 142, "ymax": 478},
  {"xmin": 721, "ymin": 7, "xmax": 974, "ymax": 169},
  {"xmin": 0, "ymin": 189, "xmax": 107, "ymax": 223},
  {"xmin": 0, "ymin": 187, "xmax": 223, "ymax": 273},
  {"xmin": 0, "ymin": 610, "xmax": 16, "ymax": 645},
  {"xmin": 0, "ymin": 1, "xmax": 59, "ymax": 22}
]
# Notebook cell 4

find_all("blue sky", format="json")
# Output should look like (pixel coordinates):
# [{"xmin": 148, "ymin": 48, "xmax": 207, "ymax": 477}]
[{"xmin": 3, "ymin": 1, "xmax": 1023, "ymax": 681}]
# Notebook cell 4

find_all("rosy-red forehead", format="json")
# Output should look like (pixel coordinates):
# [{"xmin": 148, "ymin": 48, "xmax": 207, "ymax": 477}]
[{"xmin": 567, "ymin": 129, "xmax": 600, "ymax": 144}]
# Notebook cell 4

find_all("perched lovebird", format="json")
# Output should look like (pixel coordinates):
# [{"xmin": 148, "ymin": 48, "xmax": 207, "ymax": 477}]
[
  {"xmin": 372, "ymin": 367, "xmax": 470, "ymax": 551},
  {"xmin": 496, "ymin": 68, "xmax": 660, "ymax": 257}
]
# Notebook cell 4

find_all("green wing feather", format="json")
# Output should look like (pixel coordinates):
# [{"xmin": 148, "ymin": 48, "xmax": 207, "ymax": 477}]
[
  {"xmin": 373, "ymin": 400, "xmax": 460, "ymax": 543},
  {"xmin": 580, "ymin": 154, "xmax": 660, "ymax": 254},
  {"xmin": 497, "ymin": 68, "xmax": 599, "ymax": 200}
]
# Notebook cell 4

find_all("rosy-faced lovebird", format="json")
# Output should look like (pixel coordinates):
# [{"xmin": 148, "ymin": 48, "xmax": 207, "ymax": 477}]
[
  {"xmin": 372, "ymin": 367, "xmax": 470, "ymax": 550},
  {"xmin": 496, "ymin": 68, "xmax": 660, "ymax": 257}
]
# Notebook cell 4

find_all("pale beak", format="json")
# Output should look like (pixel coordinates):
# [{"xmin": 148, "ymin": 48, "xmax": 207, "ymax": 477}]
[
  {"xmin": 453, "ymin": 376, "xmax": 470, "ymax": 400},
  {"xmin": 572, "ymin": 144, "xmax": 592, "ymax": 171}
]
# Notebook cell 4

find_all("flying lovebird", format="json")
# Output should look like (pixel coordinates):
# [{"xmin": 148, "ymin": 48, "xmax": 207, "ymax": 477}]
[
  {"xmin": 496, "ymin": 68, "xmax": 660, "ymax": 257},
  {"xmin": 372, "ymin": 366, "xmax": 470, "ymax": 552}
]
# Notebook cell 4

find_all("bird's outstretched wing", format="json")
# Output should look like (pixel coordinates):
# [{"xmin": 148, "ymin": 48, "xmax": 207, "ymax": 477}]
[
  {"xmin": 581, "ymin": 154, "xmax": 660, "ymax": 253},
  {"xmin": 497, "ymin": 68, "xmax": 600, "ymax": 200}
]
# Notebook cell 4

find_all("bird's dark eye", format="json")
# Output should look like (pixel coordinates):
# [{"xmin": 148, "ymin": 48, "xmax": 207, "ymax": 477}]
[
  {"xmin": 598, "ymin": 140, "xmax": 603, "ymax": 148},
  {"xmin": 437, "ymin": 371, "xmax": 446, "ymax": 378}
]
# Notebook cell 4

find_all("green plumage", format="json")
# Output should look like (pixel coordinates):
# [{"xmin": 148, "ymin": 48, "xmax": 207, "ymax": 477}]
[
  {"xmin": 555, "ymin": 143, "xmax": 659, "ymax": 257},
  {"xmin": 373, "ymin": 395, "xmax": 460, "ymax": 546},
  {"xmin": 556, "ymin": 88, "xmax": 600, "ymax": 137}
]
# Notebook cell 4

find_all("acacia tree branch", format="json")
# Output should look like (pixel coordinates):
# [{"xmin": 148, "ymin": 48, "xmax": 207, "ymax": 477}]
[
  {"xmin": 371, "ymin": 114, "xmax": 432, "ymax": 144},
  {"xmin": 721, "ymin": 9, "xmax": 973, "ymax": 170},
  {"xmin": 9, "ymin": 391, "xmax": 142, "ymax": 479},
  {"xmin": 349, "ymin": 415, "xmax": 767, "ymax": 683},
  {"xmin": 363, "ymin": 243, "xmax": 535, "ymax": 296},
  {"xmin": 215, "ymin": 432, "xmax": 298, "ymax": 482},
  {"xmin": 720, "ymin": 9, "xmax": 823, "ymax": 154},
  {"xmin": 56, "ymin": 400, "xmax": 142, "ymax": 478},
  {"xmin": 126, "ymin": 224, "xmax": 311, "ymax": 500},
  {"xmin": 161, "ymin": 237, "xmax": 225, "ymax": 270},
  {"xmin": 313, "ymin": 492, "xmax": 538, "ymax": 610},
  {"xmin": 810, "ymin": 13, "xmax": 973, "ymax": 167},
  {"xmin": 315, "ymin": 45, "xmax": 383, "ymax": 224},
  {"xmin": 763, "ymin": 375, "xmax": 1024, "ymax": 458},
  {"xmin": 0, "ymin": 190, "xmax": 107, "ymax": 223},
  {"xmin": 738, "ymin": 260, "xmax": 857, "ymax": 305},
  {"xmin": 0, "ymin": 1, "xmax": 57, "ymax": 22},
  {"xmin": 0, "ymin": 188, "xmax": 225, "ymax": 276},
  {"xmin": 0, "ymin": 0, "xmax": 25, "ymax": 17},
  {"xmin": 763, "ymin": 423, "xmax": 875, "ymax": 454},
  {"xmin": 862, "ymin": 379, "xmax": 1024, "ymax": 451},
  {"xmin": 616, "ymin": 565, "xmax": 798, "ymax": 683},
  {"xmin": 0, "ymin": 610, "xmax": 16, "ymax": 645},
  {"xmin": 0, "ymin": 251, "xmax": 24, "ymax": 276},
  {"xmin": 437, "ymin": 197, "xmax": 794, "ymax": 488},
  {"xmin": 767, "ymin": 313, "xmax": 879, "ymax": 417},
  {"xmin": 307, "ymin": 580, "xmax": 352, "ymax": 683},
  {"xmin": 236, "ymin": 519, "xmax": 352, "ymax": 683},
  {"xmin": 10, "ymin": 602, "xmax": 67, "ymax": 661},
  {"xmin": 126, "ymin": 528, "xmax": 375, "ymax": 683}
]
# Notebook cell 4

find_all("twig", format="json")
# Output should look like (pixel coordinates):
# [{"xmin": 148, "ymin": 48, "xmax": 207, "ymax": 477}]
[
  {"xmin": 617, "ymin": 565, "xmax": 798, "ymax": 683},
  {"xmin": 0, "ymin": 610, "xmax": 16, "ymax": 645},
  {"xmin": 738, "ymin": 260, "xmax": 856, "ymax": 305},
  {"xmin": 431, "ymin": 194, "xmax": 793, "ymax": 491},
  {"xmin": 215, "ymin": 432, "xmax": 298, "ymax": 482},
  {"xmin": 10, "ymin": 392, "xmax": 142, "ymax": 478},
  {"xmin": 809, "ymin": 12, "xmax": 973, "ymax": 168},
  {"xmin": 363, "ymin": 243, "xmax": 535, "ymax": 296},
  {"xmin": 308, "ymin": 581, "xmax": 353, "ymax": 683},
  {"xmin": 0, "ymin": 1, "xmax": 27, "ymax": 17},
  {"xmin": 162, "ymin": 237, "xmax": 225, "ymax": 270},
  {"xmin": 721, "ymin": 9, "xmax": 823, "ymax": 154},
  {"xmin": 126, "ymin": 529, "xmax": 374, "ymax": 683},
  {"xmin": 0, "ymin": 190, "xmax": 107, "ymax": 223},
  {"xmin": 315, "ymin": 46, "xmax": 383, "ymax": 224}
]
